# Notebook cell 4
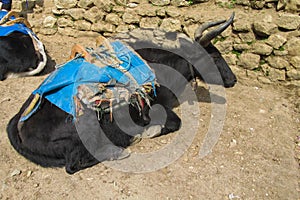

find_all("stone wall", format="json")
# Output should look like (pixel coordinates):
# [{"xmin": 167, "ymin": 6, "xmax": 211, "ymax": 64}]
[{"xmin": 12, "ymin": 0, "xmax": 300, "ymax": 86}]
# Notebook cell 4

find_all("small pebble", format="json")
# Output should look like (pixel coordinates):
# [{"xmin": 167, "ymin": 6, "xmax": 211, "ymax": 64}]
[
  {"xmin": 10, "ymin": 169, "xmax": 21, "ymax": 177},
  {"xmin": 27, "ymin": 170, "xmax": 33, "ymax": 177},
  {"xmin": 160, "ymin": 139, "xmax": 167, "ymax": 144},
  {"xmin": 229, "ymin": 139, "xmax": 237, "ymax": 148},
  {"xmin": 127, "ymin": 3, "xmax": 138, "ymax": 8},
  {"xmin": 259, "ymin": 109, "xmax": 266, "ymax": 114}
]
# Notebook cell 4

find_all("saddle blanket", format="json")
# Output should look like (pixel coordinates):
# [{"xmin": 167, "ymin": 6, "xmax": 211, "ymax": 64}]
[{"xmin": 20, "ymin": 40, "xmax": 156, "ymax": 122}]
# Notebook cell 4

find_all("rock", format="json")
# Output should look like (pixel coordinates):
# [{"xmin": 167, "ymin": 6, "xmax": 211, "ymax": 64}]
[
  {"xmin": 183, "ymin": 24, "xmax": 199, "ymax": 39},
  {"xmin": 258, "ymin": 76, "xmax": 272, "ymax": 84},
  {"xmin": 105, "ymin": 13, "xmax": 122, "ymax": 25},
  {"xmin": 277, "ymin": 0, "xmax": 286, "ymax": 10},
  {"xmin": 286, "ymin": 80, "xmax": 300, "ymax": 87},
  {"xmin": 290, "ymin": 56, "xmax": 300, "ymax": 69},
  {"xmin": 43, "ymin": 16, "xmax": 57, "ymax": 28},
  {"xmin": 39, "ymin": 27, "xmax": 58, "ymax": 35},
  {"xmin": 233, "ymin": 43, "xmax": 251, "ymax": 51},
  {"xmin": 91, "ymin": 22, "xmax": 116, "ymax": 33},
  {"xmin": 74, "ymin": 20, "xmax": 92, "ymax": 31},
  {"xmin": 94, "ymin": 0, "xmax": 115, "ymax": 12},
  {"xmin": 150, "ymin": 0, "xmax": 170, "ymax": 6},
  {"xmin": 10, "ymin": 169, "xmax": 21, "ymax": 177},
  {"xmin": 122, "ymin": 12, "xmax": 141, "ymax": 24},
  {"xmin": 251, "ymin": 42, "xmax": 273, "ymax": 55},
  {"xmin": 57, "ymin": 17, "xmax": 73, "ymax": 27},
  {"xmin": 285, "ymin": 0, "xmax": 300, "ymax": 12},
  {"xmin": 266, "ymin": 56, "xmax": 290, "ymax": 69},
  {"xmin": 142, "ymin": 125, "xmax": 162, "ymax": 138},
  {"xmin": 27, "ymin": 13, "xmax": 42, "ymax": 28},
  {"xmin": 58, "ymin": 27, "xmax": 78, "ymax": 37},
  {"xmin": 160, "ymin": 18, "xmax": 182, "ymax": 32},
  {"xmin": 270, "ymin": 68, "xmax": 286, "ymax": 81},
  {"xmin": 84, "ymin": 6, "xmax": 105, "ymax": 23},
  {"xmin": 136, "ymin": 4, "xmax": 156, "ymax": 16},
  {"xmin": 215, "ymin": 40, "xmax": 233, "ymax": 54},
  {"xmin": 287, "ymin": 69, "xmax": 300, "ymax": 80},
  {"xmin": 112, "ymin": 5, "xmax": 125, "ymax": 14},
  {"xmin": 156, "ymin": 7, "xmax": 166, "ymax": 17},
  {"xmin": 246, "ymin": 69, "xmax": 259, "ymax": 78},
  {"xmin": 265, "ymin": 34, "xmax": 287, "ymax": 49},
  {"xmin": 26, "ymin": 170, "xmax": 33, "ymax": 177},
  {"xmin": 221, "ymin": 27, "xmax": 232, "ymax": 38},
  {"xmin": 171, "ymin": 0, "xmax": 191, "ymax": 6},
  {"xmin": 183, "ymin": 12, "xmax": 202, "ymax": 23},
  {"xmin": 166, "ymin": 6, "xmax": 181, "ymax": 17},
  {"xmin": 277, "ymin": 13, "xmax": 300, "ymax": 30},
  {"xmin": 65, "ymin": 8, "xmax": 85, "ymax": 20},
  {"xmin": 116, "ymin": 24, "xmax": 129, "ymax": 33},
  {"xmin": 236, "ymin": 0, "xmax": 251, "ymax": 6},
  {"xmin": 233, "ymin": 19, "xmax": 252, "ymax": 32},
  {"xmin": 287, "ymin": 30, "xmax": 300, "ymax": 38},
  {"xmin": 223, "ymin": 53, "xmax": 238, "ymax": 66},
  {"xmin": 261, "ymin": 64, "xmax": 286, "ymax": 81},
  {"xmin": 238, "ymin": 52, "xmax": 261, "ymax": 70},
  {"xmin": 273, "ymin": 50, "xmax": 288, "ymax": 56},
  {"xmin": 229, "ymin": 139, "xmax": 237, "ymax": 148},
  {"xmin": 78, "ymin": 0, "xmax": 94, "ymax": 9},
  {"xmin": 52, "ymin": 9, "xmax": 65, "ymax": 15},
  {"xmin": 54, "ymin": 0, "xmax": 77, "ymax": 9},
  {"xmin": 126, "ymin": 3, "xmax": 138, "ymax": 8},
  {"xmin": 253, "ymin": 15, "xmax": 278, "ymax": 37},
  {"xmin": 140, "ymin": 17, "xmax": 161, "ymax": 29},
  {"xmin": 238, "ymin": 31, "xmax": 256, "ymax": 43},
  {"xmin": 285, "ymin": 37, "xmax": 300, "ymax": 56},
  {"xmin": 250, "ymin": 0, "xmax": 265, "ymax": 9},
  {"xmin": 77, "ymin": 31, "xmax": 100, "ymax": 37}
]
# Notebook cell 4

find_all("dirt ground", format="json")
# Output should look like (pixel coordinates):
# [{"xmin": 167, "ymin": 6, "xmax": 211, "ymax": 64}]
[{"xmin": 0, "ymin": 3, "xmax": 299, "ymax": 200}]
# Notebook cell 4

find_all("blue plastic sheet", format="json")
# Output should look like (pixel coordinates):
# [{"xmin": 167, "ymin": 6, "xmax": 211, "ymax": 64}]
[{"xmin": 21, "ymin": 41, "xmax": 156, "ymax": 121}]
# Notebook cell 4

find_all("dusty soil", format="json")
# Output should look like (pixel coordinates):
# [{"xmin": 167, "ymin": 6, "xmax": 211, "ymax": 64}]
[{"xmin": 0, "ymin": 3, "xmax": 299, "ymax": 200}]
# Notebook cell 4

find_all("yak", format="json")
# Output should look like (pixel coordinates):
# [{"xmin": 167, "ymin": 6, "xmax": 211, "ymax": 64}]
[
  {"xmin": 7, "ymin": 13, "xmax": 236, "ymax": 174},
  {"xmin": 0, "ymin": 1, "xmax": 47, "ymax": 80}
]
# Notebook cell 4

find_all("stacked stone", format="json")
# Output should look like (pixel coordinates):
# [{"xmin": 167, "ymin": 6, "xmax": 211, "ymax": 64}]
[
  {"xmin": 28, "ymin": 0, "xmax": 194, "ymax": 37},
  {"xmin": 221, "ymin": 13, "xmax": 300, "ymax": 83},
  {"xmin": 216, "ymin": 0, "xmax": 299, "ymax": 12},
  {"xmin": 11, "ymin": 0, "xmax": 300, "ymax": 84}
]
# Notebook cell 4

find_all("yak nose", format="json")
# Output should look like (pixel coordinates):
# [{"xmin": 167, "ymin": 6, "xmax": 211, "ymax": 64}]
[
  {"xmin": 142, "ymin": 113, "xmax": 151, "ymax": 126},
  {"xmin": 224, "ymin": 76, "xmax": 237, "ymax": 88}
]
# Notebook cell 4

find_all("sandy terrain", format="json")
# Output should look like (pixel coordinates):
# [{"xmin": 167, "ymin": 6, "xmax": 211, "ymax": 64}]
[{"xmin": 0, "ymin": 4, "xmax": 299, "ymax": 200}]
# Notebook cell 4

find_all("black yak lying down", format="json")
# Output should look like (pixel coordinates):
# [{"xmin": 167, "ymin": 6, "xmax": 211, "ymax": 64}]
[
  {"xmin": 7, "ymin": 13, "xmax": 236, "ymax": 174},
  {"xmin": 0, "ymin": 9, "xmax": 47, "ymax": 80}
]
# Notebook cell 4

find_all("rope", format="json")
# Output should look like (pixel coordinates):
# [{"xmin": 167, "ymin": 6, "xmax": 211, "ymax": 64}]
[{"xmin": 0, "ymin": 10, "xmax": 31, "ymax": 28}]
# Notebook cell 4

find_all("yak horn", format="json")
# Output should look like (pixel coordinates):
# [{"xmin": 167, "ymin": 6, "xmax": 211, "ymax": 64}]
[{"xmin": 195, "ymin": 12, "xmax": 235, "ymax": 47}]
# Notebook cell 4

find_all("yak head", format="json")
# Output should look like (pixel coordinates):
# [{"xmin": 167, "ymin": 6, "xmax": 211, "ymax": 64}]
[{"xmin": 194, "ymin": 13, "xmax": 237, "ymax": 88}]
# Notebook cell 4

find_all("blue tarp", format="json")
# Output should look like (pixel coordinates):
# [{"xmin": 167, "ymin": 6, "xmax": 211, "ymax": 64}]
[
  {"xmin": 20, "ymin": 41, "xmax": 156, "ymax": 121},
  {"xmin": 0, "ymin": 10, "xmax": 33, "ymax": 36}
]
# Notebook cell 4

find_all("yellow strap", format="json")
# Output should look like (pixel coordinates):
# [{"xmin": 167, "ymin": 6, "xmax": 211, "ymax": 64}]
[{"xmin": 22, "ymin": 94, "xmax": 40, "ymax": 117}]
